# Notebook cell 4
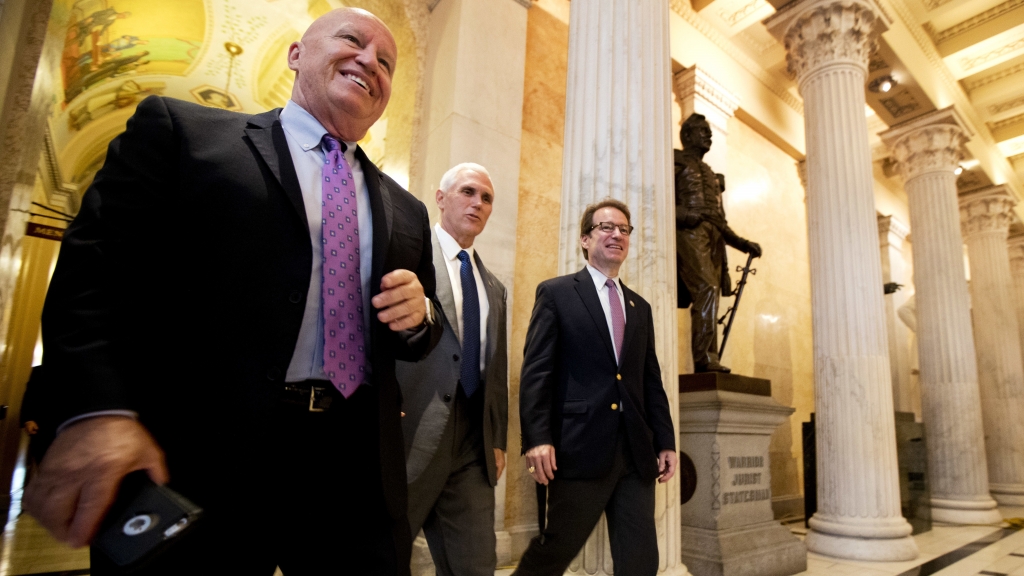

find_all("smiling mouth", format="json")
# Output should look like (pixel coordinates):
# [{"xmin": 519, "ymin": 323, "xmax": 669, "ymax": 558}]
[
  {"xmin": 606, "ymin": 244, "xmax": 623, "ymax": 250},
  {"xmin": 343, "ymin": 73, "xmax": 369, "ymax": 91}
]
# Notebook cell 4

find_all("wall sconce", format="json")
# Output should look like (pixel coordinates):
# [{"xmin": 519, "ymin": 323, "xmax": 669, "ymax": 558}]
[
  {"xmin": 954, "ymin": 164, "xmax": 964, "ymax": 175},
  {"xmin": 868, "ymin": 75, "xmax": 897, "ymax": 93}
]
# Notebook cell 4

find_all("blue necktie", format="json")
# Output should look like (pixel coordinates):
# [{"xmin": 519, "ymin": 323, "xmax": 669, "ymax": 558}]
[{"xmin": 458, "ymin": 250, "xmax": 480, "ymax": 397}]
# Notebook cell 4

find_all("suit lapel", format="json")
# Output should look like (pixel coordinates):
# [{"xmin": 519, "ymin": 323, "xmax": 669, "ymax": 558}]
[
  {"xmin": 475, "ymin": 252, "xmax": 502, "ymax": 366},
  {"xmin": 357, "ymin": 146, "xmax": 393, "ymax": 292},
  {"xmin": 244, "ymin": 109, "xmax": 307, "ymax": 231},
  {"xmin": 574, "ymin": 267, "xmax": 616, "ymax": 363},
  {"xmin": 619, "ymin": 281, "xmax": 641, "ymax": 363},
  {"xmin": 431, "ymin": 230, "xmax": 458, "ymax": 337}
]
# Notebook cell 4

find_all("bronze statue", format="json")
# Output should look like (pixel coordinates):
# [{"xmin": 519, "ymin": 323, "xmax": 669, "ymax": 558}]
[{"xmin": 676, "ymin": 113, "xmax": 761, "ymax": 373}]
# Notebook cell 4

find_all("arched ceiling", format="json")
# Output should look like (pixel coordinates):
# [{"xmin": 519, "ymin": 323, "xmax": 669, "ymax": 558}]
[{"xmin": 46, "ymin": 0, "xmax": 421, "ymax": 194}]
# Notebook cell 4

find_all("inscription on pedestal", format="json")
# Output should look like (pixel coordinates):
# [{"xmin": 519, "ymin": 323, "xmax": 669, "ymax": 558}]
[{"xmin": 722, "ymin": 455, "xmax": 769, "ymax": 505}]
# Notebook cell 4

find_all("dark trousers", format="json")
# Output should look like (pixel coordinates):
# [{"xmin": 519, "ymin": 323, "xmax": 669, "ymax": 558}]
[
  {"xmin": 90, "ymin": 384, "xmax": 411, "ymax": 576},
  {"xmin": 513, "ymin": 435, "xmax": 658, "ymax": 576},
  {"xmin": 407, "ymin": 387, "xmax": 495, "ymax": 576}
]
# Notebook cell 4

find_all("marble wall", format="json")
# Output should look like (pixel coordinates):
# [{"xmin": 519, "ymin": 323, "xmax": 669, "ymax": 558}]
[{"xmin": 505, "ymin": 0, "xmax": 568, "ymax": 557}]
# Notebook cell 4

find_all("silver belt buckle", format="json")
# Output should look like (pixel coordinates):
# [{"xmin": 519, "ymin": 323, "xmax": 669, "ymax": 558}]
[{"xmin": 309, "ymin": 385, "xmax": 333, "ymax": 412}]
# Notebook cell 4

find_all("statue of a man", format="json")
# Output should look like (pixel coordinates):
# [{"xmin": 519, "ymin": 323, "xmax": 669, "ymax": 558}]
[{"xmin": 676, "ymin": 113, "xmax": 761, "ymax": 373}]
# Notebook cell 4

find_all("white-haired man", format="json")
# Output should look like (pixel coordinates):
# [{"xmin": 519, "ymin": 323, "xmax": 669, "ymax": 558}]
[{"xmin": 396, "ymin": 163, "xmax": 508, "ymax": 575}]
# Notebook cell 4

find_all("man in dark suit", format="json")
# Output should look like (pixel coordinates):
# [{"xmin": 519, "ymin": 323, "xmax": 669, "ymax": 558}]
[
  {"xmin": 515, "ymin": 199, "xmax": 677, "ymax": 576},
  {"xmin": 26, "ymin": 8, "xmax": 440, "ymax": 575},
  {"xmin": 397, "ymin": 163, "xmax": 507, "ymax": 575}
]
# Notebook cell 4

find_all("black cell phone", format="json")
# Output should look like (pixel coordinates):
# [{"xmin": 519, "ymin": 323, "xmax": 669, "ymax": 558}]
[{"xmin": 94, "ymin": 471, "xmax": 204, "ymax": 569}]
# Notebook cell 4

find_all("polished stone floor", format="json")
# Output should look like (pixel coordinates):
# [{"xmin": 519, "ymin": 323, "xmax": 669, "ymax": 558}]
[{"xmin": 1, "ymin": 457, "xmax": 1022, "ymax": 576}]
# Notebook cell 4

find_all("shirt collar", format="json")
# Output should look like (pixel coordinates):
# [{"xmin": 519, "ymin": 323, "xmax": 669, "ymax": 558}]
[
  {"xmin": 280, "ymin": 100, "xmax": 357, "ymax": 156},
  {"xmin": 586, "ymin": 264, "xmax": 620, "ymax": 292},
  {"xmin": 435, "ymin": 223, "xmax": 474, "ymax": 263}
]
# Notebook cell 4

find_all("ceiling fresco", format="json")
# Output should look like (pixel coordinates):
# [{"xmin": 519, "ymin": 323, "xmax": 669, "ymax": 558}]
[{"xmin": 45, "ymin": 0, "xmax": 420, "ymax": 194}]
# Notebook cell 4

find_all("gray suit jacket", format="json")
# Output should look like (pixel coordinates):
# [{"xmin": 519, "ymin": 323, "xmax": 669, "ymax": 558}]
[{"xmin": 397, "ymin": 230, "xmax": 508, "ymax": 486}]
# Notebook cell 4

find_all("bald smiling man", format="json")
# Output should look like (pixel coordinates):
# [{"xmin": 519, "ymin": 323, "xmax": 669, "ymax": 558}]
[{"xmin": 30, "ymin": 9, "xmax": 440, "ymax": 575}]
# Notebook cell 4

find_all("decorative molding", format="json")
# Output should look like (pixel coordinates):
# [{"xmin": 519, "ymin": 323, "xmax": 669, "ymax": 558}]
[
  {"xmin": 673, "ymin": 65, "xmax": 741, "ymax": 131},
  {"xmin": 964, "ymin": 62, "xmax": 1024, "ymax": 93},
  {"xmin": 991, "ymin": 95, "xmax": 1024, "ymax": 116},
  {"xmin": 930, "ymin": 0, "xmax": 1024, "ymax": 45},
  {"xmin": 764, "ymin": 0, "xmax": 889, "ymax": 87},
  {"xmin": 721, "ymin": 0, "xmax": 763, "ymax": 26},
  {"xmin": 990, "ymin": 112, "xmax": 1024, "ymax": 132},
  {"xmin": 878, "ymin": 214, "xmax": 910, "ymax": 243},
  {"xmin": 881, "ymin": 0, "xmax": 1023, "ymax": 196},
  {"xmin": 922, "ymin": 0, "xmax": 955, "ymax": 9},
  {"xmin": 40, "ymin": 128, "xmax": 77, "ymax": 207},
  {"xmin": 958, "ymin": 36, "xmax": 1024, "ymax": 75},
  {"xmin": 668, "ymin": 0, "xmax": 804, "ymax": 114},
  {"xmin": 961, "ymin": 185, "xmax": 1017, "ymax": 236},
  {"xmin": 880, "ymin": 90, "xmax": 921, "ymax": 118}
]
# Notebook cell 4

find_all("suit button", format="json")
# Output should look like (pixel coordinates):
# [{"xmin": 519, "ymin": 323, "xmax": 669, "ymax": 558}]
[
  {"xmin": 611, "ymin": 403, "xmax": 618, "ymax": 411},
  {"xmin": 453, "ymin": 354, "xmax": 460, "ymax": 361},
  {"xmin": 288, "ymin": 290, "xmax": 303, "ymax": 304},
  {"xmin": 444, "ymin": 394, "xmax": 452, "ymax": 402},
  {"xmin": 266, "ymin": 367, "xmax": 282, "ymax": 381},
  {"xmin": 616, "ymin": 374, "xmax": 622, "ymax": 381}
]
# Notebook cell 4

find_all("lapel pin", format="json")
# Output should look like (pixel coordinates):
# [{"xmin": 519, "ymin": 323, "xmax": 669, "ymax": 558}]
[{"xmin": 629, "ymin": 300, "xmax": 635, "ymax": 307}]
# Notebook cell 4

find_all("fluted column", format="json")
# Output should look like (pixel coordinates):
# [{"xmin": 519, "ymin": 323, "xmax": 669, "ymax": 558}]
[
  {"xmin": 960, "ymin": 185, "xmax": 1024, "ymax": 506},
  {"xmin": 1008, "ymin": 234, "xmax": 1024, "ymax": 371},
  {"xmin": 558, "ymin": 0, "xmax": 684, "ymax": 573},
  {"xmin": 879, "ymin": 107, "xmax": 1001, "ymax": 524},
  {"xmin": 766, "ymin": 0, "xmax": 917, "ymax": 561}
]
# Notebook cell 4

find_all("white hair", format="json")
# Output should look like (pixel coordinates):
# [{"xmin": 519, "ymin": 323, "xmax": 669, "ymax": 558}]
[{"xmin": 438, "ymin": 162, "xmax": 491, "ymax": 194}]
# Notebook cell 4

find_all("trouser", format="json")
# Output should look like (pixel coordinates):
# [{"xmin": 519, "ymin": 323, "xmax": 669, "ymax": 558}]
[
  {"xmin": 678, "ymin": 221, "xmax": 725, "ymax": 368},
  {"xmin": 512, "ymin": 434, "xmax": 658, "ymax": 576},
  {"xmin": 407, "ymin": 386, "xmax": 495, "ymax": 576},
  {"xmin": 90, "ymin": 383, "xmax": 411, "ymax": 576}
]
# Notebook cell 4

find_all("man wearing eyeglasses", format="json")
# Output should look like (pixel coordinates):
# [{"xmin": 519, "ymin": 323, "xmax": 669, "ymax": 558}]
[{"xmin": 515, "ymin": 199, "xmax": 677, "ymax": 576}]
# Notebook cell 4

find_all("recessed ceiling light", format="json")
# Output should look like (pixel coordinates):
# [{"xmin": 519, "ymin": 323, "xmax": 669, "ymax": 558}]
[{"xmin": 868, "ymin": 75, "xmax": 897, "ymax": 93}]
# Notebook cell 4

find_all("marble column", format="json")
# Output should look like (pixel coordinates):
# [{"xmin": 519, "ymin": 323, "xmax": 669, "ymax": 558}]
[
  {"xmin": 1008, "ymin": 234, "xmax": 1024, "ymax": 371},
  {"xmin": 558, "ymin": 0, "xmax": 684, "ymax": 573},
  {"xmin": 766, "ymin": 0, "xmax": 918, "ymax": 561},
  {"xmin": 877, "ymin": 215, "xmax": 914, "ymax": 416},
  {"xmin": 960, "ymin": 185, "xmax": 1024, "ymax": 506},
  {"xmin": 879, "ymin": 107, "xmax": 1001, "ymax": 524}
]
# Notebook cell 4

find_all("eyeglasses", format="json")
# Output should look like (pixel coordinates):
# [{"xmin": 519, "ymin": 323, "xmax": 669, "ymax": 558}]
[{"xmin": 589, "ymin": 222, "xmax": 634, "ymax": 236}]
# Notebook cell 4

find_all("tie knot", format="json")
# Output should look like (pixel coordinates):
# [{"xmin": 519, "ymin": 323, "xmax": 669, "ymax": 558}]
[
  {"xmin": 321, "ymin": 135, "xmax": 345, "ymax": 153},
  {"xmin": 457, "ymin": 250, "xmax": 471, "ymax": 264},
  {"xmin": 605, "ymin": 278, "xmax": 616, "ymax": 290}
]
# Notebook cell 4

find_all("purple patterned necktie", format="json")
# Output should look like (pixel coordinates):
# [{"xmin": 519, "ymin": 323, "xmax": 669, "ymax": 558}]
[
  {"xmin": 321, "ymin": 135, "xmax": 366, "ymax": 397},
  {"xmin": 606, "ymin": 279, "xmax": 625, "ymax": 363}
]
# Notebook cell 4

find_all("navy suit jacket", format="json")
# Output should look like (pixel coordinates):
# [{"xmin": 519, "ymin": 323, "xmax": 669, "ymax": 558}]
[{"xmin": 519, "ymin": 267, "xmax": 675, "ymax": 482}]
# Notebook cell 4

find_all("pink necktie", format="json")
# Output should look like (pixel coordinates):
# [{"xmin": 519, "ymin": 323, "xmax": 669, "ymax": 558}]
[
  {"xmin": 606, "ymin": 279, "xmax": 625, "ymax": 363},
  {"xmin": 321, "ymin": 136, "xmax": 366, "ymax": 398}
]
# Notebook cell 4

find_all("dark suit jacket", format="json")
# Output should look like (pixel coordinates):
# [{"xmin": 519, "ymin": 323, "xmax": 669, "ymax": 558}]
[
  {"xmin": 40, "ymin": 96, "xmax": 442, "ymax": 520},
  {"xmin": 519, "ymin": 267, "xmax": 675, "ymax": 482},
  {"xmin": 397, "ymin": 230, "xmax": 508, "ymax": 486}
]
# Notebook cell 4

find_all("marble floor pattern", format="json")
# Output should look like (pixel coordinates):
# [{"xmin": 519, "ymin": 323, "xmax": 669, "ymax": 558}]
[{"xmin": 1, "ymin": 496, "xmax": 1021, "ymax": 575}]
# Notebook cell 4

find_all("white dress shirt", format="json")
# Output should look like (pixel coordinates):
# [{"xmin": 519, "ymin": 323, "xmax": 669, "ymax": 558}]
[
  {"xmin": 435, "ymin": 223, "xmax": 489, "ymax": 374},
  {"xmin": 586, "ymin": 264, "xmax": 627, "ymax": 359},
  {"xmin": 280, "ymin": 100, "xmax": 374, "ymax": 382}
]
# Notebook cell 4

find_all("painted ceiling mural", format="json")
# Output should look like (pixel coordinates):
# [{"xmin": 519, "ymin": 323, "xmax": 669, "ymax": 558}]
[{"xmin": 48, "ymin": 0, "xmax": 419, "ymax": 193}]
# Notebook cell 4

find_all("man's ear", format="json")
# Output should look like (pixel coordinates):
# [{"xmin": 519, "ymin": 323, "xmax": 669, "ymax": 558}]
[
  {"xmin": 287, "ymin": 41, "xmax": 302, "ymax": 71},
  {"xmin": 435, "ymin": 188, "xmax": 445, "ymax": 208}
]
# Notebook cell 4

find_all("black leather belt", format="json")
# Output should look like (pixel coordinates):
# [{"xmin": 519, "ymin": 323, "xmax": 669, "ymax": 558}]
[{"xmin": 280, "ymin": 381, "xmax": 337, "ymax": 412}]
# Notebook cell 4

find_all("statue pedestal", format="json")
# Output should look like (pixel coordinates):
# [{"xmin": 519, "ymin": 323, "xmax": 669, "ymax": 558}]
[{"xmin": 678, "ymin": 373, "xmax": 806, "ymax": 576}]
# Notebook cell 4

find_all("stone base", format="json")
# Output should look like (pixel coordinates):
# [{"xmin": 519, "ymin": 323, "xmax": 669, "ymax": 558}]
[
  {"xmin": 992, "ymin": 492, "xmax": 1024, "ymax": 506},
  {"xmin": 680, "ymin": 520, "xmax": 806, "ymax": 576},
  {"xmin": 930, "ymin": 497, "xmax": 1002, "ymax": 525},
  {"xmin": 805, "ymin": 530, "xmax": 918, "ymax": 561},
  {"xmin": 508, "ymin": 523, "xmax": 539, "ymax": 561},
  {"xmin": 496, "ymin": 529, "xmax": 512, "ymax": 566},
  {"xmin": 771, "ymin": 495, "xmax": 805, "ymax": 521}
]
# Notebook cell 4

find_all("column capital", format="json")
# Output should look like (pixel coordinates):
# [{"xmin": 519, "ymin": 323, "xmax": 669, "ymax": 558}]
[
  {"xmin": 960, "ymin": 185, "xmax": 1018, "ymax": 238},
  {"xmin": 765, "ymin": 0, "xmax": 890, "ymax": 86},
  {"xmin": 878, "ymin": 214, "xmax": 909, "ymax": 248},
  {"xmin": 879, "ymin": 107, "xmax": 973, "ymax": 182},
  {"xmin": 673, "ymin": 65, "xmax": 740, "ymax": 134}
]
